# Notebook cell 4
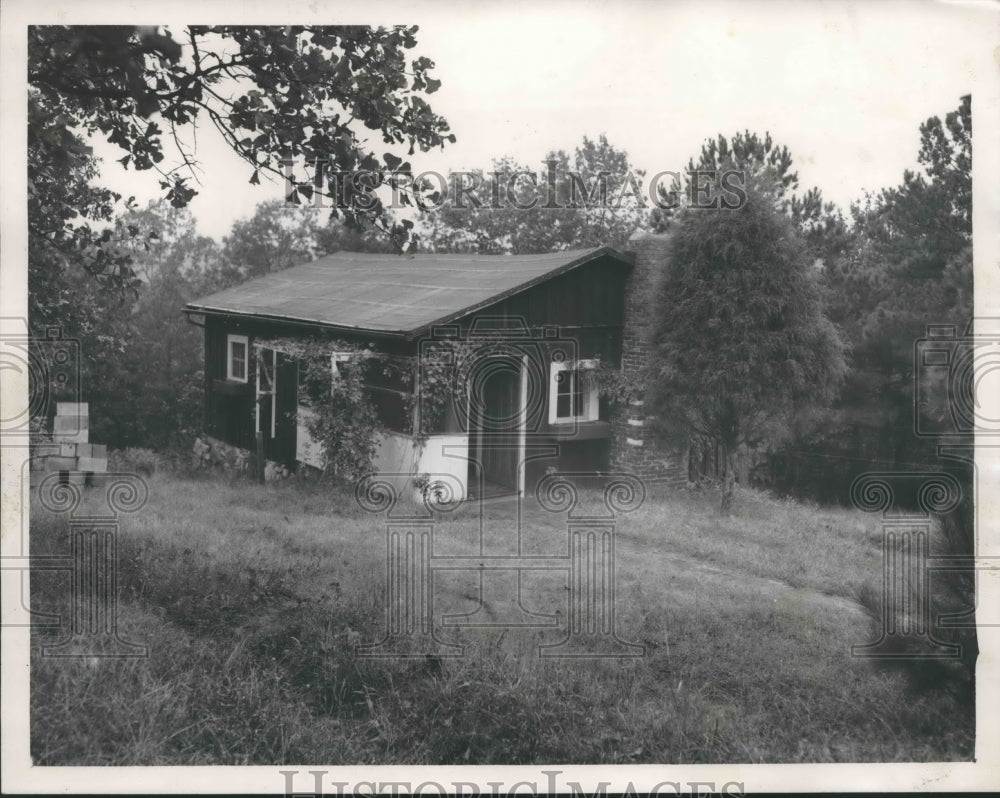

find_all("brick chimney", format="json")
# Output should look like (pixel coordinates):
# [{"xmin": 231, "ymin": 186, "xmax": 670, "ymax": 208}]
[{"xmin": 610, "ymin": 230, "xmax": 689, "ymax": 486}]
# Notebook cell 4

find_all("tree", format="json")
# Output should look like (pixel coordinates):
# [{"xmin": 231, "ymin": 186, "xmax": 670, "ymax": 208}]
[
  {"xmin": 648, "ymin": 178, "xmax": 847, "ymax": 512},
  {"xmin": 222, "ymin": 200, "xmax": 329, "ymax": 279},
  {"xmin": 854, "ymin": 95, "xmax": 970, "ymax": 281},
  {"xmin": 792, "ymin": 96, "xmax": 973, "ymax": 496},
  {"xmin": 839, "ymin": 97, "xmax": 976, "ymax": 707},
  {"xmin": 28, "ymin": 25, "xmax": 454, "ymax": 308},
  {"xmin": 653, "ymin": 130, "xmax": 850, "ymax": 264},
  {"xmin": 420, "ymin": 134, "xmax": 646, "ymax": 254},
  {"xmin": 109, "ymin": 198, "xmax": 224, "ymax": 284},
  {"xmin": 28, "ymin": 100, "xmax": 141, "ymax": 329},
  {"xmin": 71, "ymin": 201, "xmax": 226, "ymax": 450},
  {"xmin": 221, "ymin": 199, "xmax": 396, "ymax": 281}
]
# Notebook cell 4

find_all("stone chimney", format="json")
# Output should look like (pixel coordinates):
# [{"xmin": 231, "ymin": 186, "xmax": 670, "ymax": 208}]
[{"xmin": 609, "ymin": 230, "xmax": 689, "ymax": 485}]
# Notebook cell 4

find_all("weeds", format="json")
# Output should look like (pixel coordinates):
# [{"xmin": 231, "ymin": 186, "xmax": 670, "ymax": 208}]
[
  {"xmin": 855, "ymin": 493, "xmax": 977, "ymax": 708},
  {"xmin": 29, "ymin": 471, "xmax": 975, "ymax": 764}
]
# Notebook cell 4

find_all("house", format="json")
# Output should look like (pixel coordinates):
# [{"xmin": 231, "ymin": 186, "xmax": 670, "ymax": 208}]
[{"xmin": 183, "ymin": 235, "xmax": 686, "ymax": 500}]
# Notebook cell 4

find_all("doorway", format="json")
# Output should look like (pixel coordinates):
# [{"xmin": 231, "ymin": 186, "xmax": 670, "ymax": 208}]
[{"xmin": 468, "ymin": 354, "xmax": 524, "ymax": 497}]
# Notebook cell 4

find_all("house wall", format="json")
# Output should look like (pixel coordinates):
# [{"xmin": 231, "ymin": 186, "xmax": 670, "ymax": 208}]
[
  {"xmin": 198, "ymin": 252, "xmax": 632, "ymax": 491},
  {"xmin": 203, "ymin": 315, "xmax": 256, "ymax": 452},
  {"xmin": 371, "ymin": 431, "xmax": 470, "ymax": 501},
  {"xmin": 202, "ymin": 315, "xmax": 414, "ymax": 468},
  {"xmin": 414, "ymin": 253, "xmax": 630, "ymax": 490},
  {"xmin": 609, "ymin": 231, "xmax": 689, "ymax": 486}
]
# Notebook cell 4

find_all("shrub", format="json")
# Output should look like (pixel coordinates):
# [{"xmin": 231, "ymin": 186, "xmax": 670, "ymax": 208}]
[
  {"xmin": 109, "ymin": 447, "xmax": 162, "ymax": 476},
  {"xmin": 856, "ymin": 493, "xmax": 977, "ymax": 707}
]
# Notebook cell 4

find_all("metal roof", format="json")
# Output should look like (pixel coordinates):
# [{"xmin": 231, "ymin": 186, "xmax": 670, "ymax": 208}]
[{"xmin": 185, "ymin": 247, "xmax": 631, "ymax": 336}]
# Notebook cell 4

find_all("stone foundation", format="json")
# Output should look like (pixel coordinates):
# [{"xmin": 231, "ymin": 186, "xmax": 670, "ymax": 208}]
[
  {"xmin": 193, "ymin": 436, "xmax": 250, "ymax": 471},
  {"xmin": 193, "ymin": 435, "xmax": 293, "ymax": 481}
]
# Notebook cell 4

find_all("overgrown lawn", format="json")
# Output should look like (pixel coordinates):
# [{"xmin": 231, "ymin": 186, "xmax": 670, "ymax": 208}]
[{"xmin": 29, "ymin": 470, "xmax": 974, "ymax": 764}]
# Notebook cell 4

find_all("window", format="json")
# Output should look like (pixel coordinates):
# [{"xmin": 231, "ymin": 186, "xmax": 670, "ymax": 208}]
[
  {"xmin": 255, "ymin": 346, "xmax": 276, "ymax": 436},
  {"xmin": 556, "ymin": 368, "xmax": 584, "ymax": 419},
  {"xmin": 227, "ymin": 334, "xmax": 249, "ymax": 382},
  {"xmin": 549, "ymin": 359, "xmax": 599, "ymax": 424},
  {"xmin": 330, "ymin": 352, "xmax": 353, "ymax": 382}
]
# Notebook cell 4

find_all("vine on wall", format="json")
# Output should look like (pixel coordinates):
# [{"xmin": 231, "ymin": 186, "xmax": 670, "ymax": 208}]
[
  {"xmin": 577, "ymin": 357, "xmax": 635, "ymax": 409},
  {"xmin": 256, "ymin": 338, "xmax": 640, "ymax": 485},
  {"xmin": 413, "ymin": 338, "xmax": 484, "ymax": 444},
  {"xmin": 259, "ymin": 337, "xmax": 406, "ymax": 483}
]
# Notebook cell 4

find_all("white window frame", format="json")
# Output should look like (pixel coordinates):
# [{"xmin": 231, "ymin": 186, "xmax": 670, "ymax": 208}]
[
  {"xmin": 255, "ymin": 346, "xmax": 276, "ymax": 437},
  {"xmin": 227, "ymin": 334, "xmax": 249, "ymax": 383},
  {"xmin": 548, "ymin": 359, "xmax": 599, "ymax": 424},
  {"xmin": 330, "ymin": 352, "xmax": 353, "ymax": 384}
]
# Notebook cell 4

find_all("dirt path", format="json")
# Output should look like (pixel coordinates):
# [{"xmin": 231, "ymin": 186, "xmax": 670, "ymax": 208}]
[
  {"xmin": 291, "ymin": 500, "xmax": 870, "ymax": 624},
  {"xmin": 611, "ymin": 528, "xmax": 868, "ymax": 616},
  {"xmin": 511, "ymin": 504, "xmax": 869, "ymax": 618}
]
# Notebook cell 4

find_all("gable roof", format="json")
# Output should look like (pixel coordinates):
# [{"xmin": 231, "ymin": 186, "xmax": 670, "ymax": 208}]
[{"xmin": 185, "ymin": 246, "xmax": 632, "ymax": 337}]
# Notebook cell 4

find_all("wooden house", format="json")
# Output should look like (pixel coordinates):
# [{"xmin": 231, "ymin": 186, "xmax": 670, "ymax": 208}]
[{"xmin": 184, "ymin": 244, "xmax": 677, "ymax": 500}]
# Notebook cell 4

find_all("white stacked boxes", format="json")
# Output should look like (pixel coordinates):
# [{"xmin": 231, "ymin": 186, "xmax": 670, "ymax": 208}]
[
  {"xmin": 56, "ymin": 402, "xmax": 89, "ymax": 418},
  {"xmin": 30, "ymin": 443, "xmax": 60, "ymax": 471},
  {"xmin": 78, "ymin": 443, "xmax": 108, "ymax": 484},
  {"xmin": 34, "ymin": 403, "xmax": 109, "ymax": 486},
  {"xmin": 43, "ymin": 456, "xmax": 78, "ymax": 471},
  {"xmin": 52, "ymin": 402, "xmax": 89, "ymax": 445}
]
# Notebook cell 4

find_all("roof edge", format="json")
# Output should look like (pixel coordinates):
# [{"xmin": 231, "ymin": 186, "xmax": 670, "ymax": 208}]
[
  {"xmin": 181, "ymin": 306, "xmax": 409, "ymax": 339},
  {"xmin": 184, "ymin": 245, "xmax": 633, "ymax": 339},
  {"xmin": 403, "ymin": 246, "xmax": 633, "ymax": 338}
]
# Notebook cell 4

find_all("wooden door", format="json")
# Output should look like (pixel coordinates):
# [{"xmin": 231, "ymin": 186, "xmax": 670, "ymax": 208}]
[
  {"xmin": 471, "ymin": 355, "xmax": 522, "ymax": 492},
  {"xmin": 273, "ymin": 354, "xmax": 298, "ymax": 468},
  {"xmin": 255, "ymin": 347, "xmax": 276, "ymax": 458}
]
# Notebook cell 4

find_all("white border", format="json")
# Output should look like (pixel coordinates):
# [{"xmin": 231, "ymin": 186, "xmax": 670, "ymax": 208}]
[{"xmin": 2, "ymin": 1, "xmax": 999, "ymax": 794}]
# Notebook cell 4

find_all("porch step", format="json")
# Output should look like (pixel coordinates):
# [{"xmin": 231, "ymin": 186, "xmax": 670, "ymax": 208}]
[{"xmin": 465, "ymin": 480, "xmax": 519, "ymax": 502}]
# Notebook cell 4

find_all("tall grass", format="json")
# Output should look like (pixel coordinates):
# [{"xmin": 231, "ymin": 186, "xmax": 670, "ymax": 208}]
[{"xmin": 30, "ymin": 470, "xmax": 974, "ymax": 764}]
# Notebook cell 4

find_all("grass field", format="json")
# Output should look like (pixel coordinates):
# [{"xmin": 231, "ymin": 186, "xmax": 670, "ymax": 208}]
[{"xmin": 29, "ymin": 468, "xmax": 975, "ymax": 764}]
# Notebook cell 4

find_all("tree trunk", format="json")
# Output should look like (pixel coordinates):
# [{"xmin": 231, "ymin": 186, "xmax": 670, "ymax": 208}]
[{"xmin": 720, "ymin": 442, "xmax": 737, "ymax": 515}]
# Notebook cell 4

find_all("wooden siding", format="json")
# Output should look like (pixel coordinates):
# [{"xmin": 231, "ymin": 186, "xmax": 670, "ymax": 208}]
[
  {"xmin": 199, "ymin": 253, "xmax": 629, "ymax": 481},
  {"xmin": 417, "ymin": 253, "xmax": 629, "ymax": 485},
  {"xmin": 202, "ymin": 315, "xmax": 417, "ymax": 465}
]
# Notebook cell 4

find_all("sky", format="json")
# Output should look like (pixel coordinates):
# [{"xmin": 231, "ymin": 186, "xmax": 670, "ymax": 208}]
[{"xmin": 85, "ymin": 1, "xmax": 996, "ymax": 242}]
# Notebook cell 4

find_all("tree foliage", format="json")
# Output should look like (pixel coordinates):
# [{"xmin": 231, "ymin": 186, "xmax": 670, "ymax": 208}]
[
  {"xmin": 648, "ymin": 178, "xmax": 847, "ymax": 511},
  {"xmin": 265, "ymin": 337, "xmax": 390, "ymax": 483},
  {"xmin": 420, "ymin": 134, "xmax": 645, "ymax": 254},
  {"xmin": 854, "ymin": 95, "xmax": 971, "ymax": 281},
  {"xmin": 85, "ymin": 202, "xmax": 227, "ymax": 450},
  {"xmin": 28, "ymin": 24, "xmax": 454, "ymax": 311},
  {"xmin": 781, "ymin": 96, "xmax": 974, "ymax": 501},
  {"xmin": 28, "ymin": 102, "xmax": 142, "ymax": 326},
  {"xmin": 221, "ymin": 199, "xmax": 395, "ymax": 281},
  {"xmin": 654, "ymin": 130, "xmax": 850, "ymax": 263}
]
